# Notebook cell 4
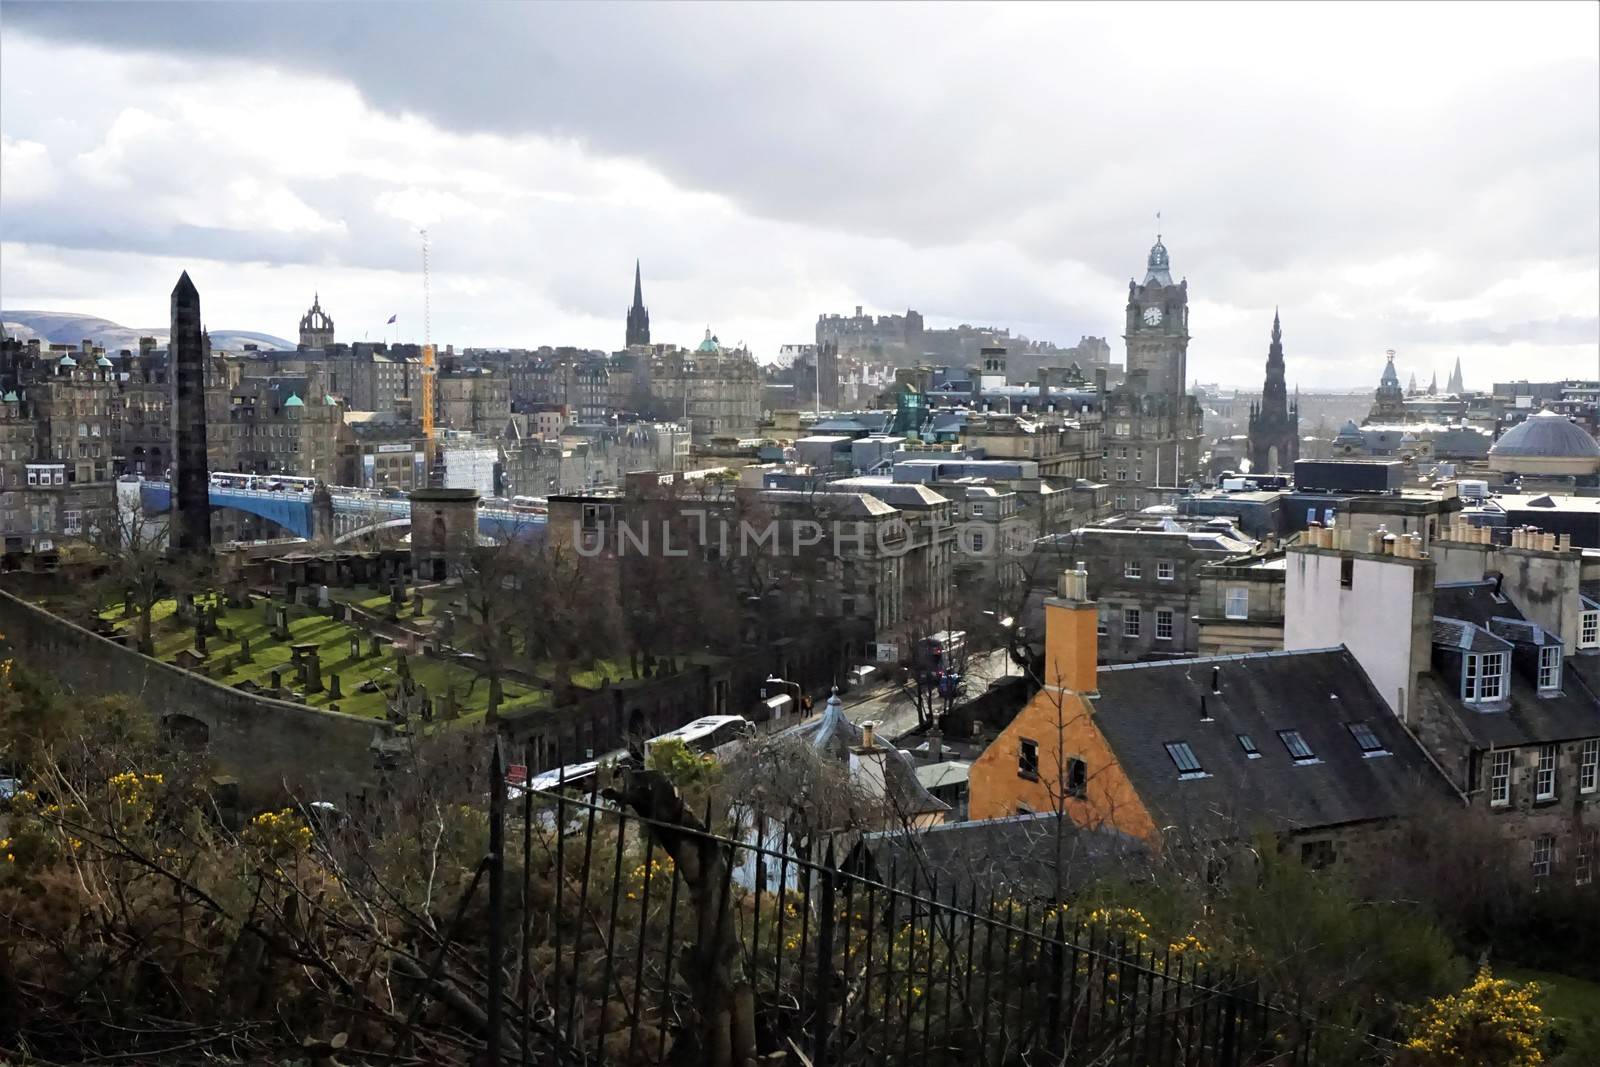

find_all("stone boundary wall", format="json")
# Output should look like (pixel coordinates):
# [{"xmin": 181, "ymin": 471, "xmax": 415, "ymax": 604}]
[{"xmin": 0, "ymin": 588, "xmax": 391, "ymax": 809}]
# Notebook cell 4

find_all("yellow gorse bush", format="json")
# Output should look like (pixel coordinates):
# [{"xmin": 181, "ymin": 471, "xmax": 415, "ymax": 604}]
[
  {"xmin": 242, "ymin": 808, "xmax": 315, "ymax": 857},
  {"xmin": 1403, "ymin": 966, "xmax": 1545, "ymax": 1067}
]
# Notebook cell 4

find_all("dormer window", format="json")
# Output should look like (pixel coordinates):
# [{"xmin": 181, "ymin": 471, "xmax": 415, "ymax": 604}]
[
  {"xmin": 1463, "ymin": 651, "xmax": 1506, "ymax": 703},
  {"xmin": 1537, "ymin": 646, "xmax": 1562, "ymax": 692},
  {"xmin": 1580, "ymin": 610, "xmax": 1599, "ymax": 650}
]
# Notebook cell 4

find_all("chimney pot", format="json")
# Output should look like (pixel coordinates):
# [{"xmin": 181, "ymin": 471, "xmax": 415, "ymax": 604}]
[
  {"xmin": 1211, "ymin": 666, "xmax": 1221, "ymax": 694},
  {"xmin": 1200, "ymin": 693, "xmax": 1211, "ymax": 721},
  {"xmin": 861, "ymin": 721, "xmax": 876, "ymax": 749}
]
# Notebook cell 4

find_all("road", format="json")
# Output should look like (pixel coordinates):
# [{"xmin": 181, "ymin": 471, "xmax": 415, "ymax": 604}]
[{"xmin": 838, "ymin": 646, "xmax": 1020, "ymax": 741}]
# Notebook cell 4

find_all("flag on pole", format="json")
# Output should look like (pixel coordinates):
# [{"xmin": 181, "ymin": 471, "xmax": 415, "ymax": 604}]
[{"xmin": 386, "ymin": 314, "xmax": 398, "ymax": 324}]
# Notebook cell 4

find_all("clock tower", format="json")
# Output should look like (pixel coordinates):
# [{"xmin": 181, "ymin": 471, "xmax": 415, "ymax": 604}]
[{"xmin": 1123, "ymin": 236, "xmax": 1189, "ymax": 396}]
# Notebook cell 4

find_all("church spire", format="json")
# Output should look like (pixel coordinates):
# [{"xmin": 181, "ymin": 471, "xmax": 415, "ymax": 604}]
[
  {"xmin": 1447, "ymin": 356, "xmax": 1465, "ymax": 394},
  {"xmin": 1247, "ymin": 310, "xmax": 1298, "ymax": 475},
  {"xmin": 625, "ymin": 259, "xmax": 651, "ymax": 347}
]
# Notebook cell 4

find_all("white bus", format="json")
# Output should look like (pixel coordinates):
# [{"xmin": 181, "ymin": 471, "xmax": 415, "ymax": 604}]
[{"xmin": 645, "ymin": 715, "xmax": 755, "ymax": 758}]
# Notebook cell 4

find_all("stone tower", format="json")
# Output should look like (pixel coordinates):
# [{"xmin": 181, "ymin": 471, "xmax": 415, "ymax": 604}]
[
  {"xmin": 1246, "ymin": 310, "xmax": 1299, "ymax": 475},
  {"xmin": 1368, "ymin": 352, "xmax": 1406, "ymax": 423},
  {"xmin": 168, "ymin": 271, "xmax": 212, "ymax": 555},
  {"xmin": 1123, "ymin": 235, "xmax": 1189, "ymax": 396},
  {"xmin": 299, "ymin": 293, "xmax": 335, "ymax": 350},
  {"xmin": 625, "ymin": 260, "xmax": 651, "ymax": 347}
]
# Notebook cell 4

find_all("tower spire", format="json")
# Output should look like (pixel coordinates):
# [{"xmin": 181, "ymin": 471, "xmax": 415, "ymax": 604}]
[{"xmin": 625, "ymin": 259, "xmax": 651, "ymax": 347}]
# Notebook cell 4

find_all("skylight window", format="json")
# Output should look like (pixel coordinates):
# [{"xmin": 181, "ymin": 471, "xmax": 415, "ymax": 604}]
[
  {"xmin": 1278, "ymin": 730, "xmax": 1318, "ymax": 763},
  {"xmin": 1237, "ymin": 734, "xmax": 1261, "ymax": 759},
  {"xmin": 1165, "ymin": 741, "xmax": 1208, "ymax": 780},
  {"xmin": 1345, "ymin": 721, "xmax": 1390, "ymax": 757}
]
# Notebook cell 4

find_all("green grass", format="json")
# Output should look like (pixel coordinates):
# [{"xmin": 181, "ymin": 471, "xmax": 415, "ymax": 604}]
[
  {"xmin": 1501, "ymin": 967, "xmax": 1600, "ymax": 1024},
  {"xmin": 95, "ymin": 599, "xmax": 548, "ymax": 721}
]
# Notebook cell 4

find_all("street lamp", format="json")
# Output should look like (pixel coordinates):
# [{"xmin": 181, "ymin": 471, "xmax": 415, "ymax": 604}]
[{"xmin": 763, "ymin": 675, "xmax": 804, "ymax": 717}]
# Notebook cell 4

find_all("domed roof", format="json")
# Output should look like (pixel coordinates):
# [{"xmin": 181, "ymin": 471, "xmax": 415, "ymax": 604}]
[
  {"xmin": 1490, "ymin": 410, "xmax": 1600, "ymax": 459},
  {"xmin": 283, "ymin": 393, "xmax": 305, "ymax": 408},
  {"xmin": 1143, "ymin": 235, "xmax": 1174, "ymax": 286},
  {"xmin": 95, "ymin": 354, "xmax": 114, "ymax": 367},
  {"xmin": 1334, "ymin": 418, "xmax": 1364, "ymax": 441},
  {"xmin": 695, "ymin": 327, "xmax": 720, "ymax": 353},
  {"xmin": 58, "ymin": 354, "xmax": 78, "ymax": 368}
]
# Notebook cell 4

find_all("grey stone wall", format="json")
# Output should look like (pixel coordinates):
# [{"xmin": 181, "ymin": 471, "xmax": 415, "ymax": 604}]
[{"xmin": 0, "ymin": 589, "xmax": 390, "ymax": 809}]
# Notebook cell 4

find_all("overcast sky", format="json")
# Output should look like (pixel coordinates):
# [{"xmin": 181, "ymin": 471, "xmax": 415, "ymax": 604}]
[{"xmin": 2, "ymin": 1, "xmax": 1596, "ymax": 388}]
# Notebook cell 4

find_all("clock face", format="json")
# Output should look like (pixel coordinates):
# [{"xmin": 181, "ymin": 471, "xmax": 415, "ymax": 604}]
[{"xmin": 1143, "ymin": 305, "xmax": 1163, "ymax": 326}]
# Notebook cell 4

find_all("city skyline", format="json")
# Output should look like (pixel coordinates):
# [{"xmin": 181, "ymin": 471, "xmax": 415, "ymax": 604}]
[{"xmin": 1, "ymin": 2, "xmax": 1597, "ymax": 388}]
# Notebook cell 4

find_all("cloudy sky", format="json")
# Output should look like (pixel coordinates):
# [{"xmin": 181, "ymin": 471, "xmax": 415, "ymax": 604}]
[{"xmin": 2, "ymin": 1, "xmax": 1596, "ymax": 388}]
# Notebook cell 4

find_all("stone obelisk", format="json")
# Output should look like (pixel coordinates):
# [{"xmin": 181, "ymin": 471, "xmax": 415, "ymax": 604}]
[{"xmin": 169, "ymin": 271, "xmax": 212, "ymax": 554}]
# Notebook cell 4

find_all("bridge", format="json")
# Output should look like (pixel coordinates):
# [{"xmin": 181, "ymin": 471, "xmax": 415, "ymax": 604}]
[{"xmin": 136, "ymin": 480, "xmax": 546, "ymax": 544}]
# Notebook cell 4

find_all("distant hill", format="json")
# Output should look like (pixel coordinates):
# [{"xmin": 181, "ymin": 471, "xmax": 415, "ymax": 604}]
[{"xmin": 2, "ymin": 310, "xmax": 294, "ymax": 353}]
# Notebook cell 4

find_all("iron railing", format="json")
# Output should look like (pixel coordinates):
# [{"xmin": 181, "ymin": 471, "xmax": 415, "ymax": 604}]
[{"xmin": 458, "ymin": 742, "xmax": 1326, "ymax": 1066}]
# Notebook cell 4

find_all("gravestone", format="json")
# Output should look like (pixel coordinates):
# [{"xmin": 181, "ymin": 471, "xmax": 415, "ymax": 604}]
[
  {"xmin": 349, "ymin": 634, "xmax": 362, "ymax": 660},
  {"xmin": 238, "ymin": 636, "xmax": 252, "ymax": 663},
  {"xmin": 327, "ymin": 672, "xmax": 342, "ymax": 700},
  {"xmin": 369, "ymin": 635, "xmax": 384, "ymax": 658},
  {"xmin": 301, "ymin": 649, "xmax": 322, "ymax": 694},
  {"xmin": 331, "ymin": 602, "xmax": 347, "ymax": 622},
  {"xmin": 263, "ymin": 599, "xmax": 276, "ymax": 626},
  {"xmin": 193, "ymin": 624, "xmax": 207, "ymax": 657},
  {"xmin": 318, "ymin": 584, "xmax": 331, "ymax": 610},
  {"xmin": 412, "ymin": 591, "xmax": 425, "ymax": 617},
  {"xmin": 270, "ymin": 668, "xmax": 283, "ymax": 691},
  {"xmin": 274, "ymin": 605, "xmax": 291, "ymax": 641},
  {"xmin": 285, "ymin": 581, "xmax": 299, "ymax": 606}
]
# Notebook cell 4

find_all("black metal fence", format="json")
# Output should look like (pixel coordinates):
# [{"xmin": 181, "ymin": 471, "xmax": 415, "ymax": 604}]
[{"xmin": 463, "ymin": 742, "xmax": 1323, "ymax": 1066}]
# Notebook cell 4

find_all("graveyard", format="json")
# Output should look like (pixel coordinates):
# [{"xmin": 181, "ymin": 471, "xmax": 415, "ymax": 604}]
[{"xmin": 88, "ymin": 588, "xmax": 552, "ymax": 723}]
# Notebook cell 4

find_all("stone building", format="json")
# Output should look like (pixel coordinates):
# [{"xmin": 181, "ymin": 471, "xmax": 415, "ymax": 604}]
[
  {"xmin": 647, "ymin": 332, "xmax": 762, "ymax": 443},
  {"xmin": 967, "ymin": 569, "xmax": 1450, "ymax": 871},
  {"xmin": 1101, "ymin": 237, "xmax": 1204, "ymax": 512},
  {"xmin": 298, "ymin": 293, "xmax": 335, "ymax": 350},
  {"xmin": 169, "ymin": 271, "xmax": 212, "ymax": 554},
  {"xmin": 1035, "ymin": 513, "xmax": 1256, "ymax": 664},
  {"xmin": 437, "ymin": 367, "xmax": 511, "ymax": 436},
  {"xmin": 1245, "ymin": 311, "xmax": 1299, "ymax": 475},
  {"xmin": 1285, "ymin": 523, "xmax": 1600, "ymax": 893},
  {"xmin": 228, "ymin": 378, "xmax": 343, "ymax": 479},
  {"xmin": 1194, "ymin": 549, "xmax": 1287, "ymax": 656}
]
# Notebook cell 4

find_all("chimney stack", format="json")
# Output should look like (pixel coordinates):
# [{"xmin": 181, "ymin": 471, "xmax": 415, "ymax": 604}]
[
  {"xmin": 861, "ymin": 721, "xmax": 876, "ymax": 749},
  {"xmin": 927, "ymin": 727, "xmax": 943, "ymax": 762},
  {"xmin": 1044, "ymin": 562, "xmax": 1099, "ymax": 694}
]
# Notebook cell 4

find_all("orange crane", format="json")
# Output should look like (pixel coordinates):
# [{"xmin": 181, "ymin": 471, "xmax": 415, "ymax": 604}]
[{"xmin": 420, "ymin": 229, "xmax": 437, "ymax": 484}]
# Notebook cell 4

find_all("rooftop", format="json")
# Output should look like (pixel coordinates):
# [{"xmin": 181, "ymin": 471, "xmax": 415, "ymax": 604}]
[{"xmin": 1092, "ymin": 648, "xmax": 1452, "ymax": 837}]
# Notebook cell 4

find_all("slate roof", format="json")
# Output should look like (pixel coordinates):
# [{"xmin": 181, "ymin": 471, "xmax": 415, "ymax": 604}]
[
  {"xmin": 1426, "ymin": 580, "xmax": 1600, "ymax": 747},
  {"xmin": 1433, "ymin": 617, "xmax": 1511, "ymax": 653},
  {"xmin": 851, "ymin": 812, "xmax": 1148, "ymax": 898},
  {"xmin": 1090, "ymin": 648, "xmax": 1452, "ymax": 838},
  {"xmin": 782, "ymin": 693, "xmax": 950, "ymax": 817},
  {"xmin": 1490, "ymin": 410, "xmax": 1600, "ymax": 458}
]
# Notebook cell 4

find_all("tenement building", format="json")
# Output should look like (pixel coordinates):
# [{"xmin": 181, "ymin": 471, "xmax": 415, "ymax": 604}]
[{"xmin": 1035, "ymin": 513, "xmax": 1256, "ymax": 664}]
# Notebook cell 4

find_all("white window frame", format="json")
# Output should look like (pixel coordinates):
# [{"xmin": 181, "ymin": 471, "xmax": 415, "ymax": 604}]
[
  {"xmin": 1538, "ymin": 646, "xmax": 1561, "ymax": 692},
  {"xmin": 1123, "ymin": 607, "xmax": 1141, "ymax": 638},
  {"xmin": 1535, "ymin": 743, "xmax": 1558, "ymax": 802},
  {"xmin": 1578, "ymin": 828, "xmax": 1596, "ymax": 887},
  {"xmin": 1580, "ymin": 738, "xmax": 1598, "ymax": 794},
  {"xmin": 1155, "ymin": 608, "xmax": 1174, "ymax": 641},
  {"xmin": 1224, "ymin": 587, "xmax": 1249, "ymax": 620},
  {"xmin": 1157, "ymin": 560, "xmax": 1174, "ymax": 581},
  {"xmin": 1097, "ymin": 606, "xmax": 1109, "ymax": 636},
  {"xmin": 1581, "ymin": 610, "xmax": 1599, "ymax": 649},
  {"xmin": 1124, "ymin": 560, "xmax": 1141, "ymax": 579},
  {"xmin": 1465, "ymin": 652, "xmax": 1506, "ymax": 703},
  {"xmin": 1532, "ymin": 834, "xmax": 1553, "ymax": 890}
]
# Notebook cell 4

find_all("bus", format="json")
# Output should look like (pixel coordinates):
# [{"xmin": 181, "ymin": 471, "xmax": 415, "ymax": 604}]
[{"xmin": 645, "ymin": 716, "xmax": 755, "ymax": 758}]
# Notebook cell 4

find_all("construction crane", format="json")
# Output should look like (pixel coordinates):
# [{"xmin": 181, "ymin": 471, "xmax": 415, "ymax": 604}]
[{"xmin": 419, "ymin": 229, "xmax": 437, "ymax": 486}]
